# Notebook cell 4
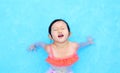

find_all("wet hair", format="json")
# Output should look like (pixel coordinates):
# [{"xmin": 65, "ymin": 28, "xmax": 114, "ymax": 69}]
[{"xmin": 48, "ymin": 19, "xmax": 70, "ymax": 36}]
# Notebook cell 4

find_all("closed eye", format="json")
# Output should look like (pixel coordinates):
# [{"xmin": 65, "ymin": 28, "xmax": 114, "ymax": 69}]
[
  {"xmin": 53, "ymin": 29, "xmax": 57, "ymax": 31},
  {"xmin": 61, "ymin": 27, "xmax": 65, "ymax": 30}
]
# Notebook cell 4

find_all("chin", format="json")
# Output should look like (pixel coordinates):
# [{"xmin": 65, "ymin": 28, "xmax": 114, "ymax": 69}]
[{"xmin": 58, "ymin": 39, "xmax": 67, "ymax": 43}]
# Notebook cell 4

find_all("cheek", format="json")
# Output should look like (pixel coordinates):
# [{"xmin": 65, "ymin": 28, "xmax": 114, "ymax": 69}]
[
  {"xmin": 64, "ymin": 30, "xmax": 69, "ymax": 35},
  {"xmin": 51, "ymin": 31, "xmax": 58, "ymax": 37}
]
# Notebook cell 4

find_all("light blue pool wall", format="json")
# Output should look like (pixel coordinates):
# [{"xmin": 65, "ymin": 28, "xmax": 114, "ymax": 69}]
[{"xmin": 0, "ymin": 0, "xmax": 120, "ymax": 73}]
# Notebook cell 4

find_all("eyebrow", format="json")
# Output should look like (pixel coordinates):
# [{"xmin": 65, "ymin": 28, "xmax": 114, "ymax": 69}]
[
  {"xmin": 52, "ymin": 27, "xmax": 58, "ymax": 29},
  {"xmin": 52, "ymin": 26, "xmax": 65, "ymax": 28}
]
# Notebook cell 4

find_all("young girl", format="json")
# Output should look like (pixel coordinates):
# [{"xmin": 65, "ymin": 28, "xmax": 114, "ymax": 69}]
[{"xmin": 29, "ymin": 19, "xmax": 93, "ymax": 73}]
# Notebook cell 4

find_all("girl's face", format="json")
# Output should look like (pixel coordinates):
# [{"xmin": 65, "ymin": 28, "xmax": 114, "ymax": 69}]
[{"xmin": 50, "ymin": 21, "xmax": 70, "ymax": 43}]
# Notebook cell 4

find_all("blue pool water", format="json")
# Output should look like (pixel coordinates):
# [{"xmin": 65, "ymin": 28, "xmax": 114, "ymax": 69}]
[{"xmin": 0, "ymin": 0, "xmax": 120, "ymax": 73}]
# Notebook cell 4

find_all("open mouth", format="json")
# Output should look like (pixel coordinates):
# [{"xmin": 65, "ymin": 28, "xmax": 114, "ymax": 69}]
[{"xmin": 58, "ymin": 34, "xmax": 64, "ymax": 38}]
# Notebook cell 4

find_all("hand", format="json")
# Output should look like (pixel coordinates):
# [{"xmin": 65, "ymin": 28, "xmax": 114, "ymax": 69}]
[
  {"xmin": 28, "ymin": 44, "xmax": 36, "ymax": 51},
  {"xmin": 87, "ymin": 37, "xmax": 94, "ymax": 45}
]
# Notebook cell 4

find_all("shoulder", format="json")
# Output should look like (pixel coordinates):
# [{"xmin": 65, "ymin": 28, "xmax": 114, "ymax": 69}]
[
  {"xmin": 44, "ymin": 44, "xmax": 52, "ymax": 53},
  {"xmin": 69, "ymin": 42, "xmax": 79, "ymax": 49}
]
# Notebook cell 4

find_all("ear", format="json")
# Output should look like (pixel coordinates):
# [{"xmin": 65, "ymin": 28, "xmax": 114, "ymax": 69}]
[
  {"xmin": 48, "ymin": 34, "xmax": 53, "ymax": 40},
  {"xmin": 69, "ymin": 32, "xmax": 71, "ymax": 36}
]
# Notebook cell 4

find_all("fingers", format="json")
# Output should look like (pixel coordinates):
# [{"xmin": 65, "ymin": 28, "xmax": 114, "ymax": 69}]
[
  {"xmin": 87, "ymin": 37, "xmax": 94, "ymax": 44},
  {"xmin": 28, "ymin": 45, "xmax": 36, "ymax": 51}
]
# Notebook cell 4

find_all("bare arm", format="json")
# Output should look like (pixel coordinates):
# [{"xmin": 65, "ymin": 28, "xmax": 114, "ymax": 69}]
[
  {"xmin": 29, "ymin": 42, "xmax": 47, "ymax": 51},
  {"xmin": 34, "ymin": 42, "xmax": 46, "ymax": 48},
  {"xmin": 78, "ymin": 37, "xmax": 93, "ymax": 48}
]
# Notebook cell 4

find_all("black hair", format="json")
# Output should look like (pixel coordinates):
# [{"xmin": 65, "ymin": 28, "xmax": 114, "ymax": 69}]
[{"xmin": 48, "ymin": 19, "xmax": 70, "ymax": 35}]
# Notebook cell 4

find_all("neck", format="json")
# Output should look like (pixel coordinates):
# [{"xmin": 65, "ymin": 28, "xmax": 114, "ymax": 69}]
[{"xmin": 53, "ymin": 40, "xmax": 69, "ymax": 48}]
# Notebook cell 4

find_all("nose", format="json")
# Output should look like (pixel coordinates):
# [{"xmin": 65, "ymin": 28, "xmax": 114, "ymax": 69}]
[{"xmin": 58, "ymin": 29, "xmax": 62, "ymax": 33}]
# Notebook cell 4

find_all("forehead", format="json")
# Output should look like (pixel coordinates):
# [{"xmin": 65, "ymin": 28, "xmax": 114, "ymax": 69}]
[{"xmin": 51, "ymin": 21, "xmax": 67, "ymax": 28}]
